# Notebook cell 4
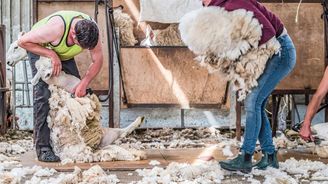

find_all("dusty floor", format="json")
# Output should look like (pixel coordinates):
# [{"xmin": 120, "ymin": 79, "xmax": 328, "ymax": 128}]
[{"xmin": 1, "ymin": 129, "xmax": 328, "ymax": 183}]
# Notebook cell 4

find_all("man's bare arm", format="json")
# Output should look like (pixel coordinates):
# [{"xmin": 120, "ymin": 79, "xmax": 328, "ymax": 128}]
[
  {"xmin": 300, "ymin": 67, "xmax": 328, "ymax": 141},
  {"xmin": 74, "ymin": 39, "xmax": 103, "ymax": 97},
  {"xmin": 17, "ymin": 17, "xmax": 64, "ymax": 76}
]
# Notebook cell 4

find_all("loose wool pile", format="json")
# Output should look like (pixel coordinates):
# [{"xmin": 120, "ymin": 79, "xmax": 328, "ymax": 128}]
[
  {"xmin": 152, "ymin": 24, "xmax": 185, "ymax": 46},
  {"xmin": 115, "ymin": 127, "xmax": 223, "ymax": 149},
  {"xmin": 47, "ymin": 85, "xmax": 146, "ymax": 164},
  {"xmin": 179, "ymin": 7, "xmax": 281, "ymax": 101},
  {"xmin": 0, "ymin": 164, "xmax": 120, "ymax": 184},
  {"xmin": 113, "ymin": 7, "xmax": 138, "ymax": 46},
  {"xmin": 133, "ymin": 161, "xmax": 224, "ymax": 184}
]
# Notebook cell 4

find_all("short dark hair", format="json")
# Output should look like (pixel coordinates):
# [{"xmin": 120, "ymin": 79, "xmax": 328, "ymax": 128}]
[{"xmin": 75, "ymin": 19, "xmax": 99, "ymax": 49}]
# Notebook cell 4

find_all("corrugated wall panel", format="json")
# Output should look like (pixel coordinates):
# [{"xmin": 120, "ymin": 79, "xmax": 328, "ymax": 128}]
[
  {"xmin": 0, "ymin": 0, "xmax": 32, "ymax": 49},
  {"xmin": 0, "ymin": 0, "xmax": 33, "ymax": 130}
]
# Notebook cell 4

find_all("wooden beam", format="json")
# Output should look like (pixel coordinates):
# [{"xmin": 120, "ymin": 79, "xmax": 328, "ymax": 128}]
[
  {"xmin": 0, "ymin": 25, "xmax": 6, "ymax": 134},
  {"xmin": 32, "ymin": 0, "xmax": 38, "ymax": 24}
]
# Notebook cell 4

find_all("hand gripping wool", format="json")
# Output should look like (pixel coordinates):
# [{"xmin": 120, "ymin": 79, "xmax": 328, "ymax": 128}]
[{"xmin": 179, "ymin": 7, "xmax": 281, "ymax": 101}]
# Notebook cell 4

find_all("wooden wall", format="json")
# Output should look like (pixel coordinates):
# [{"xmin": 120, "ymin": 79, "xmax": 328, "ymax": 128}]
[
  {"xmin": 265, "ymin": 3, "xmax": 324, "ymax": 90},
  {"xmin": 37, "ymin": 2, "xmax": 109, "ymax": 90},
  {"xmin": 35, "ymin": 1, "xmax": 325, "ymax": 106},
  {"xmin": 120, "ymin": 47, "xmax": 228, "ymax": 105}
]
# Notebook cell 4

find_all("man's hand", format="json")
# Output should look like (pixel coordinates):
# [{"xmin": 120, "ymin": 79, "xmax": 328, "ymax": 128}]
[
  {"xmin": 299, "ymin": 121, "xmax": 314, "ymax": 142},
  {"xmin": 73, "ymin": 80, "xmax": 89, "ymax": 98},
  {"xmin": 50, "ymin": 54, "xmax": 62, "ymax": 76}
]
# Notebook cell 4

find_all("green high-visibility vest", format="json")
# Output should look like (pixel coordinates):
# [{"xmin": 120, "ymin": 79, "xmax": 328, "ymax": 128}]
[{"xmin": 32, "ymin": 11, "xmax": 92, "ymax": 61}]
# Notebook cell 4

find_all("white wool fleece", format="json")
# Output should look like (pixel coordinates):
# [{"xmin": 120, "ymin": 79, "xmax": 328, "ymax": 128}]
[{"xmin": 179, "ymin": 7, "xmax": 280, "ymax": 101}]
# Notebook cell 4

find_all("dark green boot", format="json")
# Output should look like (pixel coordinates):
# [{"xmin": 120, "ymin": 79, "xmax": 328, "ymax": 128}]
[
  {"xmin": 219, "ymin": 151, "xmax": 252, "ymax": 173},
  {"xmin": 253, "ymin": 151, "xmax": 279, "ymax": 170}
]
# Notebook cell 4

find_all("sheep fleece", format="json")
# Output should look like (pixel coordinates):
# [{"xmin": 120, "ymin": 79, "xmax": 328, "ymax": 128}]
[
  {"xmin": 47, "ymin": 85, "xmax": 146, "ymax": 163},
  {"xmin": 179, "ymin": 7, "xmax": 281, "ymax": 101},
  {"xmin": 113, "ymin": 8, "xmax": 138, "ymax": 46}
]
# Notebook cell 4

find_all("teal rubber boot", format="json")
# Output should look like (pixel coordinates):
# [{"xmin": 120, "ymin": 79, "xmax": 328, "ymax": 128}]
[
  {"xmin": 219, "ymin": 151, "xmax": 252, "ymax": 174},
  {"xmin": 253, "ymin": 151, "xmax": 279, "ymax": 170}
]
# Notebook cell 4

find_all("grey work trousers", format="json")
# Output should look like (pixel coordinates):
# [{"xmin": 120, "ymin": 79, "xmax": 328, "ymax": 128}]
[{"xmin": 28, "ymin": 52, "xmax": 80, "ymax": 154}]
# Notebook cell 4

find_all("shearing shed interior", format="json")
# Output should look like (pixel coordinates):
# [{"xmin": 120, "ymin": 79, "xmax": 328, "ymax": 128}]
[{"xmin": 1, "ymin": 0, "xmax": 328, "ymax": 183}]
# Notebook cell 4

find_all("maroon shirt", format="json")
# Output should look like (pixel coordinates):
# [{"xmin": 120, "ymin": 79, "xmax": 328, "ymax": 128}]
[{"xmin": 208, "ymin": 0, "xmax": 284, "ymax": 45}]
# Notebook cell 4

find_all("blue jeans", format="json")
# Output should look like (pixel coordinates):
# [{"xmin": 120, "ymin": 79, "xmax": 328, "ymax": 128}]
[{"xmin": 241, "ymin": 34, "xmax": 296, "ymax": 154}]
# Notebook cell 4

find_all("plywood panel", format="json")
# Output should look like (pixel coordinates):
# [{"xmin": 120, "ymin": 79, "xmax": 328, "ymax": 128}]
[
  {"xmin": 120, "ymin": 47, "xmax": 228, "ymax": 106},
  {"xmin": 37, "ymin": 2, "xmax": 109, "ymax": 90},
  {"xmin": 37, "ymin": 1, "xmax": 326, "ymax": 101},
  {"xmin": 265, "ymin": 3, "xmax": 325, "ymax": 90},
  {"xmin": 21, "ymin": 147, "xmax": 328, "ymax": 171},
  {"xmin": 115, "ymin": 1, "xmax": 325, "ymax": 91},
  {"xmin": 20, "ymin": 149, "xmax": 168, "ymax": 171}
]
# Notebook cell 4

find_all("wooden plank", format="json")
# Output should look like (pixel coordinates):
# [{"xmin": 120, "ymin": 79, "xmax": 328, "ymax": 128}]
[
  {"xmin": 115, "ymin": 0, "xmax": 325, "ymax": 91},
  {"xmin": 20, "ymin": 147, "xmax": 328, "ymax": 171},
  {"xmin": 37, "ymin": 2, "xmax": 110, "ymax": 90},
  {"xmin": 265, "ymin": 3, "xmax": 325, "ymax": 90},
  {"xmin": 20, "ymin": 150, "xmax": 168, "ymax": 171},
  {"xmin": 0, "ymin": 25, "xmax": 5, "ymax": 133},
  {"xmin": 120, "ymin": 47, "xmax": 228, "ymax": 106}
]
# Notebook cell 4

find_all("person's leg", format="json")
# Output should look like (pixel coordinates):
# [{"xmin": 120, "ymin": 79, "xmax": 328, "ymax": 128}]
[
  {"xmin": 28, "ymin": 52, "xmax": 59, "ymax": 162},
  {"xmin": 219, "ymin": 54, "xmax": 280, "ymax": 174},
  {"xmin": 242, "ymin": 35, "xmax": 296, "ymax": 155},
  {"xmin": 220, "ymin": 34, "xmax": 296, "ymax": 172},
  {"xmin": 258, "ymin": 98, "xmax": 275, "ymax": 153},
  {"xmin": 254, "ymin": 35, "xmax": 296, "ymax": 169}
]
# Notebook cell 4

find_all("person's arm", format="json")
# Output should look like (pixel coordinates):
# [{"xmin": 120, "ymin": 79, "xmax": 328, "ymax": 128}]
[
  {"xmin": 73, "ymin": 39, "xmax": 103, "ymax": 97},
  {"xmin": 300, "ymin": 67, "xmax": 328, "ymax": 141},
  {"xmin": 17, "ymin": 16, "xmax": 64, "ymax": 76}
]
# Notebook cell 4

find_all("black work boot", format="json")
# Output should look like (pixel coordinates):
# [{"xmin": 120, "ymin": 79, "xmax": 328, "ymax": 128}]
[
  {"xmin": 253, "ymin": 150, "xmax": 279, "ymax": 170},
  {"xmin": 219, "ymin": 151, "xmax": 252, "ymax": 173},
  {"xmin": 37, "ymin": 147, "xmax": 60, "ymax": 162}
]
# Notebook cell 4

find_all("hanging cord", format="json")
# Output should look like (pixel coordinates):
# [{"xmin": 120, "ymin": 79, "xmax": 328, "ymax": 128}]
[
  {"xmin": 94, "ymin": 0, "xmax": 101, "ymax": 22},
  {"xmin": 95, "ymin": 0, "xmax": 128, "ymax": 103},
  {"xmin": 97, "ymin": 0, "xmax": 113, "ymax": 102},
  {"xmin": 108, "ymin": 5, "xmax": 128, "ymax": 104},
  {"xmin": 295, "ymin": 0, "xmax": 303, "ymax": 23}
]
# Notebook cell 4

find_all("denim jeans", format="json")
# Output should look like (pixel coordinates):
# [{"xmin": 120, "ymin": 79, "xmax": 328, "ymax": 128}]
[
  {"xmin": 241, "ymin": 34, "xmax": 296, "ymax": 154},
  {"xmin": 28, "ymin": 52, "xmax": 81, "ymax": 155}
]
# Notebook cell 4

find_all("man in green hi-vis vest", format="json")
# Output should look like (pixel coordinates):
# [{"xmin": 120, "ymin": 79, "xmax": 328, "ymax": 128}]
[{"xmin": 18, "ymin": 11, "xmax": 104, "ymax": 162}]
